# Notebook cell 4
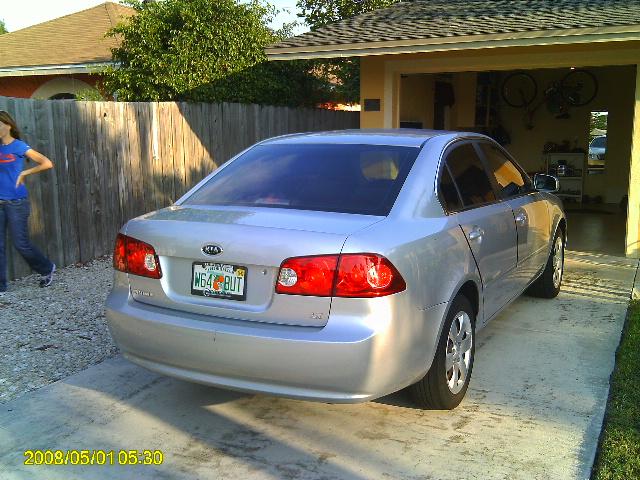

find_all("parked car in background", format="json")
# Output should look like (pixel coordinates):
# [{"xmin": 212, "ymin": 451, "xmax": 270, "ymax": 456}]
[
  {"xmin": 588, "ymin": 135, "xmax": 607, "ymax": 171},
  {"xmin": 106, "ymin": 130, "xmax": 566, "ymax": 410}
]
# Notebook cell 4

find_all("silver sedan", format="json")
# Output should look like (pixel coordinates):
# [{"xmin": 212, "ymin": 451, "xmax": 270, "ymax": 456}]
[{"xmin": 106, "ymin": 130, "xmax": 565, "ymax": 409}]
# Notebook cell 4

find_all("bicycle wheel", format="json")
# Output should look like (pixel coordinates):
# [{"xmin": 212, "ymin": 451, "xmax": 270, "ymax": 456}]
[
  {"xmin": 560, "ymin": 69, "xmax": 598, "ymax": 106},
  {"xmin": 501, "ymin": 72, "xmax": 537, "ymax": 108}
]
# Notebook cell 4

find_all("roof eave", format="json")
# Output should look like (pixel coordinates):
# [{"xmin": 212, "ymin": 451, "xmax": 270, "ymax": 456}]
[
  {"xmin": 266, "ymin": 26, "xmax": 640, "ymax": 60},
  {"xmin": 0, "ymin": 62, "xmax": 112, "ymax": 77}
]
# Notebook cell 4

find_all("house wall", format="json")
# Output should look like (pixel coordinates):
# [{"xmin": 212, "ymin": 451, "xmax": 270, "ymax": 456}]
[
  {"xmin": 361, "ymin": 57, "xmax": 386, "ymax": 128},
  {"xmin": 627, "ymin": 65, "xmax": 640, "ymax": 257},
  {"xmin": 0, "ymin": 74, "xmax": 100, "ymax": 99},
  {"xmin": 452, "ymin": 72, "xmax": 477, "ymax": 129},
  {"xmin": 399, "ymin": 73, "xmax": 476, "ymax": 130},
  {"xmin": 399, "ymin": 74, "xmax": 433, "ymax": 128}
]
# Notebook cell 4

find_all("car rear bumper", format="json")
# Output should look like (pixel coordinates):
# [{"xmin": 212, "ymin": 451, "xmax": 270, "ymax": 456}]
[{"xmin": 106, "ymin": 285, "xmax": 447, "ymax": 403}]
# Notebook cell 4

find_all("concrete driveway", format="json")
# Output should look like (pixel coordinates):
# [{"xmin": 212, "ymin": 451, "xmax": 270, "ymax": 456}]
[{"xmin": 1, "ymin": 251, "xmax": 637, "ymax": 480}]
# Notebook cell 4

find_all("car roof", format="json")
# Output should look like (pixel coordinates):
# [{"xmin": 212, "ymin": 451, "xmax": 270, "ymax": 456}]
[{"xmin": 261, "ymin": 129, "xmax": 483, "ymax": 148}]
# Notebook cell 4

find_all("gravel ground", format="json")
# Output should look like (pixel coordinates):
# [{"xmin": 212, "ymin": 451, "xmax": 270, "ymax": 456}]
[{"xmin": 0, "ymin": 256, "xmax": 118, "ymax": 403}]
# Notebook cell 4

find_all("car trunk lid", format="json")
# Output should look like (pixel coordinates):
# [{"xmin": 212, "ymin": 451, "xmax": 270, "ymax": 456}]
[{"xmin": 123, "ymin": 205, "xmax": 383, "ymax": 327}]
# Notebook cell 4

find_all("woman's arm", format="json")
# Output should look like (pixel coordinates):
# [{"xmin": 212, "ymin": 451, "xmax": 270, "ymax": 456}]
[{"xmin": 16, "ymin": 149, "xmax": 54, "ymax": 186}]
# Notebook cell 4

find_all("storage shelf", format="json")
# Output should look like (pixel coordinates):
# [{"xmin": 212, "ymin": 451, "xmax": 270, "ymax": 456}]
[{"xmin": 545, "ymin": 152, "xmax": 585, "ymax": 204}]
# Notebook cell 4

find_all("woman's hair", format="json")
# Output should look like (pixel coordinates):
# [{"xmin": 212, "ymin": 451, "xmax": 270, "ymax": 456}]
[{"xmin": 0, "ymin": 111, "xmax": 21, "ymax": 139}]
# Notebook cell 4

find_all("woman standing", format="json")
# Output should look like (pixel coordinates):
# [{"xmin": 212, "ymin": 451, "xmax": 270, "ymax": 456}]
[{"xmin": 0, "ymin": 111, "xmax": 55, "ymax": 293}]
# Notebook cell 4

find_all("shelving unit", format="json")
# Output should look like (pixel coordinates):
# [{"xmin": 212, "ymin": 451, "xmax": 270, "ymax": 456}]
[{"xmin": 544, "ymin": 153, "xmax": 585, "ymax": 204}]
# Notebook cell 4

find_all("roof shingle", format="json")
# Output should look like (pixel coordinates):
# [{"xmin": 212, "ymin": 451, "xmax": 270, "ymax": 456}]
[
  {"xmin": 269, "ymin": 0, "xmax": 640, "ymax": 51},
  {"xmin": 0, "ymin": 2, "xmax": 135, "ymax": 69}
]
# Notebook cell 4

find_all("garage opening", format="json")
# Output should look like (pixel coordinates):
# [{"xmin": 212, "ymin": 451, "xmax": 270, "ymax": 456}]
[{"xmin": 398, "ymin": 66, "xmax": 635, "ymax": 257}]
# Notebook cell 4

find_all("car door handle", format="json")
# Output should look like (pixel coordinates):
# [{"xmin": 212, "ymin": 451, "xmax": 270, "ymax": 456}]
[
  {"xmin": 515, "ymin": 212, "xmax": 527, "ymax": 225},
  {"xmin": 468, "ymin": 226, "xmax": 484, "ymax": 242}
]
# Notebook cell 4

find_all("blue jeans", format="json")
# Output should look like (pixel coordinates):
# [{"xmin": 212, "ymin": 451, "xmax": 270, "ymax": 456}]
[{"xmin": 0, "ymin": 198, "xmax": 53, "ymax": 291}]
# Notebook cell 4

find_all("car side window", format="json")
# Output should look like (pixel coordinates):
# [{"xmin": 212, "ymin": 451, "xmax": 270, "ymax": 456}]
[
  {"xmin": 445, "ymin": 143, "xmax": 496, "ymax": 208},
  {"xmin": 439, "ymin": 165, "xmax": 463, "ymax": 212},
  {"xmin": 479, "ymin": 143, "xmax": 533, "ymax": 198}
]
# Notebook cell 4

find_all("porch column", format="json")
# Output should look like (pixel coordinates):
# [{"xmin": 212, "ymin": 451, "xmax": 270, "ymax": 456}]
[
  {"xmin": 360, "ymin": 57, "xmax": 385, "ymax": 128},
  {"xmin": 626, "ymin": 65, "xmax": 640, "ymax": 257}
]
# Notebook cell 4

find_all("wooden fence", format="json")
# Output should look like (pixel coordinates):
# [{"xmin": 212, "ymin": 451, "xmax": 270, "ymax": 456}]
[{"xmin": 0, "ymin": 97, "xmax": 359, "ymax": 279}]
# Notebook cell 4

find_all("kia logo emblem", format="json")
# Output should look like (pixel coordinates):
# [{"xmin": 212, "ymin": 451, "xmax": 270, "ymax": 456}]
[{"xmin": 202, "ymin": 244, "xmax": 223, "ymax": 256}]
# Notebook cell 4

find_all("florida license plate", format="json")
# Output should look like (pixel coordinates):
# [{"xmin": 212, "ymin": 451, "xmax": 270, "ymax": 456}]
[{"xmin": 191, "ymin": 262, "xmax": 247, "ymax": 300}]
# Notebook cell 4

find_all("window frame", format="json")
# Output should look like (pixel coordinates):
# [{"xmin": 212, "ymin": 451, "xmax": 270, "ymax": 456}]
[
  {"xmin": 438, "ymin": 162, "xmax": 465, "ymax": 213},
  {"xmin": 436, "ymin": 139, "xmax": 501, "ymax": 214}
]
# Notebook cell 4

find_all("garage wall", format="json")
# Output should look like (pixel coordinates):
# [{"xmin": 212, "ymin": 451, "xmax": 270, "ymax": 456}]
[
  {"xmin": 583, "ymin": 66, "xmax": 635, "ymax": 203},
  {"xmin": 500, "ymin": 65, "xmax": 636, "ymax": 204},
  {"xmin": 399, "ymin": 74, "xmax": 434, "ymax": 128}
]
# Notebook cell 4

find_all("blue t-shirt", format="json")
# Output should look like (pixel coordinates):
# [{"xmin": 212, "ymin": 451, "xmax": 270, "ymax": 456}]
[{"xmin": 0, "ymin": 139, "xmax": 30, "ymax": 200}]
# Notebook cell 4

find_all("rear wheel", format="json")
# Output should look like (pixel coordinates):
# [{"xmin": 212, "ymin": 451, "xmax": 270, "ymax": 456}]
[
  {"xmin": 410, "ymin": 295, "xmax": 475, "ymax": 410},
  {"xmin": 527, "ymin": 229, "xmax": 564, "ymax": 298}
]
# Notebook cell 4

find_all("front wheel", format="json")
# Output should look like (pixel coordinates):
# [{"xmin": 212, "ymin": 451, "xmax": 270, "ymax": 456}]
[
  {"xmin": 410, "ymin": 295, "xmax": 475, "ymax": 410},
  {"xmin": 527, "ymin": 229, "xmax": 564, "ymax": 298}
]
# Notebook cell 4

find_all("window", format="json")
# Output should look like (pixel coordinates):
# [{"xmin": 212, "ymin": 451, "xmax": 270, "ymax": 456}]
[
  {"xmin": 445, "ymin": 143, "xmax": 496, "ymax": 208},
  {"xmin": 479, "ymin": 143, "xmax": 532, "ymax": 198},
  {"xmin": 439, "ymin": 165, "xmax": 463, "ymax": 212},
  {"xmin": 184, "ymin": 144, "xmax": 420, "ymax": 216},
  {"xmin": 588, "ymin": 111, "xmax": 607, "ymax": 174}
]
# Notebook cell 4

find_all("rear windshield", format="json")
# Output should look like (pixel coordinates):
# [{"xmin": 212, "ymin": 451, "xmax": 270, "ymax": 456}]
[{"xmin": 183, "ymin": 143, "xmax": 420, "ymax": 216}]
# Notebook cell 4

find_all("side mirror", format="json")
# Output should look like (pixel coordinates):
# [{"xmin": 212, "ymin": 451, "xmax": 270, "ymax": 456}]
[{"xmin": 534, "ymin": 173, "xmax": 559, "ymax": 193}]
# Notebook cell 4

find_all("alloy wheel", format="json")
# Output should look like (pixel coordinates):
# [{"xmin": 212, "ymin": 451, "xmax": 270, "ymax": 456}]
[
  {"xmin": 552, "ymin": 235, "xmax": 564, "ymax": 289},
  {"xmin": 445, "ymin": 311, "xmax": 473, "ymax": 394}
]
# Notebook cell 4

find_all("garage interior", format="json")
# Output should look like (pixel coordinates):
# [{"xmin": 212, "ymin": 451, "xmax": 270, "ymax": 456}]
[{"xmin": 398, "ymin": 65, "xmax": 636, "ymax": 257}]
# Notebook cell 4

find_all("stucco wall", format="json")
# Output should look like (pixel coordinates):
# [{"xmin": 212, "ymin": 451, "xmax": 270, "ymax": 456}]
[
  {"xmin": 360, "ymin": 57, "xmax": 386, "ymax": 129},
  {"xmin": 399, "ymin": 74, "xmax": 434, "ymax": 128},
  {"xmin": 399, "ymin": 72, "xmax": 476, "ymax": 130}
]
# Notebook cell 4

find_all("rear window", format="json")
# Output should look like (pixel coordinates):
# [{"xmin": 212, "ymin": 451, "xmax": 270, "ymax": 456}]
[{"xmin": 183, "ymin": 143, "xmax": 420, "ymax": 215}]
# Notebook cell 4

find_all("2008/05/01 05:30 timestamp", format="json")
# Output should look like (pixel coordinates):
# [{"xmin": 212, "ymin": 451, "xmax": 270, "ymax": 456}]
[{"xmin": 24, "ymin": 449, "xmax": 164, "ymax": 466}]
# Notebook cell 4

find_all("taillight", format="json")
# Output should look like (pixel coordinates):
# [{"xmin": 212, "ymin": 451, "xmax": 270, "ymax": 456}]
[
  {"xmin": 113, "ymin": 233, "xmax": 127, "ymax": 272},
  {"xmin": 276, "ymin": 253, "xmax": 405, "ymax": 298},
  {"xmin": 113, "ymin": 233, "xmax": 162, "ymax": 279},
  {"xmin": 334, "ymin": 254, "xmax": 406, "ymax": 297},
  {"xmin": 276, "ymin": 255, "xmax": 338, "ymax": 296}
]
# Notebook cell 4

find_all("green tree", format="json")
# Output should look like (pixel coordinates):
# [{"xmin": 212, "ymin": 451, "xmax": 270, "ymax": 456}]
[
  {"xmin": 0, "ymin": 20, "xmax": 8, "ymax": 34},
  {"xmin": 103, "ymin": 0, "xmax": 330, "ymax": 106},
  {"xmin": 296, "ymin": 0, "xmax": 400, "ymax": 103},
  {"xmin": 297, "ymin": 0, "xmax": 398, "ymax": 30}
]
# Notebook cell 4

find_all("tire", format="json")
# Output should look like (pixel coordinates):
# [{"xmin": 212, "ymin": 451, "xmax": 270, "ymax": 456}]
[
  {"xmin": 410, "ymin": 295, "xmax": 475, "ymax": 410},
  {"xmin": 527, "ymin": 229, "xmax": 564, "ymax": 298}
]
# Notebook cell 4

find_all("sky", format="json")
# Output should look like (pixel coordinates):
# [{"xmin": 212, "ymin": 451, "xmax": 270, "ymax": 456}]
[{"xmin": 1, "ymin": 0, "xmax": 308, "ymax": 34}]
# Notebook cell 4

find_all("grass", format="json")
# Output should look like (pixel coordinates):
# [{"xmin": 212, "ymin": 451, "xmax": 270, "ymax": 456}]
[{"xmin": 591, "ymin": 299, "xmax": 640, "ymax": 479}]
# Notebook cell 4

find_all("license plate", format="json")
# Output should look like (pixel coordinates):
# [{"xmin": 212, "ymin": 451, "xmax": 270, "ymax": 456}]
[{"xmin": 191, "ymin": 262, "xmax": 247, "ymax": 300}]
